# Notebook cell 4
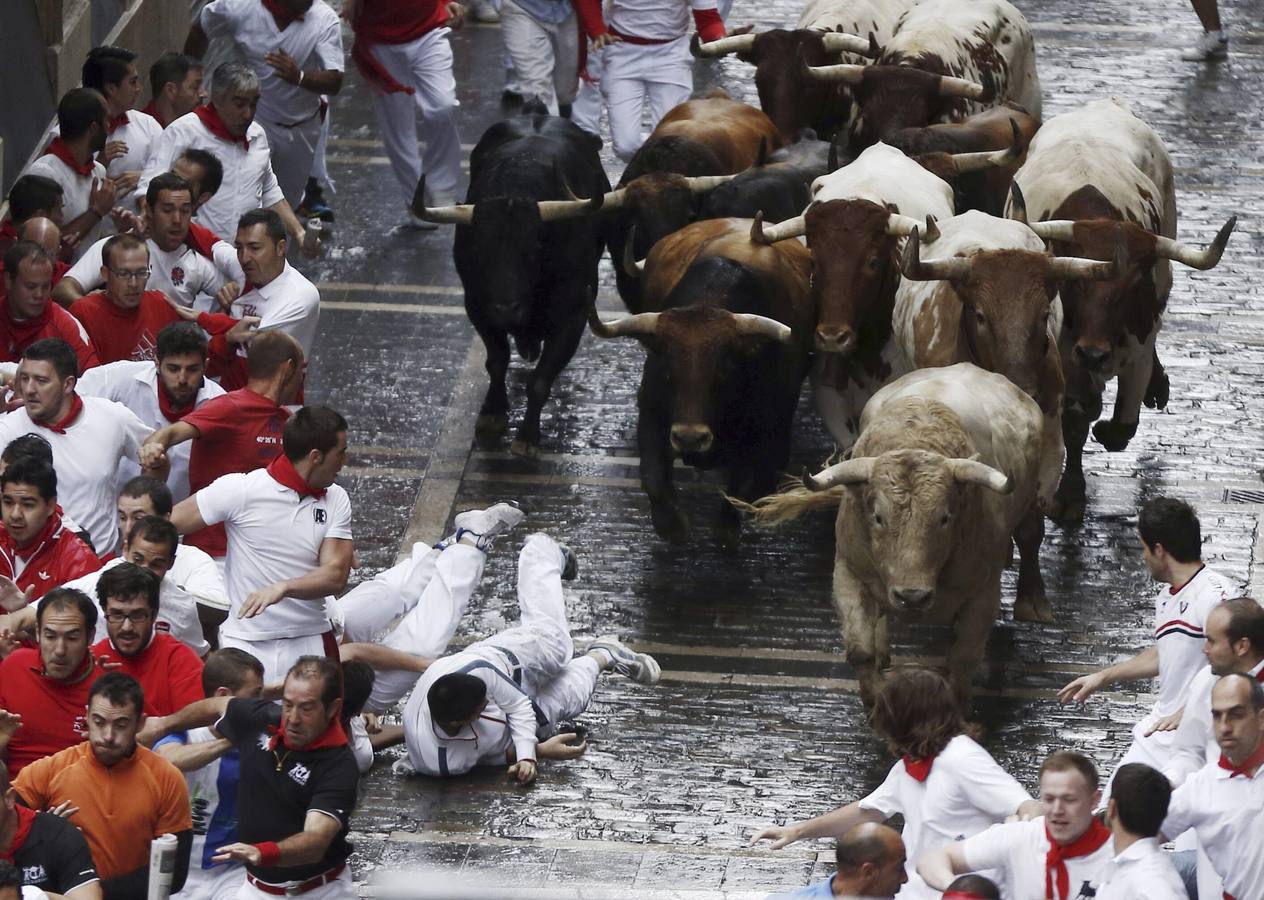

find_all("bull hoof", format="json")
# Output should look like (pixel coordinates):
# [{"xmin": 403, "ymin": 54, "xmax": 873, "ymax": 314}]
[
  {"xmin": 651, "ymin": 506, "xmax": 690, "ymax": 544},
  {"xmin": 1144, "ymin": 370, "xmax": 1170, "ymax": 410},
  {"xmin": 1048, "ymin": 479, "xmax": 1086, "ymax": 526},
  {"xmin": 1014, "ymin": 596, "xmax": 1055, "ymax": 624},
  {"xmin": 1092, "ymin": 419, "xmax": 1138, "ymax": 452},
  {"xmin": 509, "ymin": 438, "xmax": 541, "ymax": 460},
  {"xmin": 475, "ymin": 413, "xmax": 509, "ymax": 442}
]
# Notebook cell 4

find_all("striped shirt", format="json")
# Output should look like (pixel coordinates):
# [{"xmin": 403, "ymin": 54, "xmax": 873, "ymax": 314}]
[{"xmin": 1153, "ymin": 566, "xmax": 1236, "ymax": 717}]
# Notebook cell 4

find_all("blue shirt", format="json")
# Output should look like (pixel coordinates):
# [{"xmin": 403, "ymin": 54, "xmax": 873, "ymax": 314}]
[
  {"xmin": 507, "ymin": 0, "xmax": 574, "ymax": 25},
  {"xmin": 767, "ymin": 876, "xmax": 837, "ymax": 898}
]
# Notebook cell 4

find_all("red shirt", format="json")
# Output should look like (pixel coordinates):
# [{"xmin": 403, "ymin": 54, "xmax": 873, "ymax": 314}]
[
  {"xmin": 0, "ymin": 649, "xmax": 100, "ymax": 779},
  {"xmin": 181, "ymin": 388, "xmax": 290, "ymax": 557},
  {"xmin": 0, "ymin": 511, "xmax": 101, "ymax": 603},
  {"xmin": 0, "ymin": 298, "xmax": 99, "ymax": 373},
  {"xmin": 91, "ymin": 633, "xmax": 204, "ymax": 717},
  {"xmin": 69, "ymin": 290, "xmax": 181, "ymax": 365},
  {"xmin": 352, "ymin": 0, "xmax": 447, "ymax": 43}
]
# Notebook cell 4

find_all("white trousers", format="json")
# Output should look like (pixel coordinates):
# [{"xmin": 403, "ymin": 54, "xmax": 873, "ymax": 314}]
[
  {"xmin": 337, "ymin": 542, "xmax": 487, "ymax": 713},
  {"xmin": 500, "ymin": 1, "xmax": 580, "ymax": 114},
  {"xmin": 219, "ymin": 630, "xmax": 332, "ymax": 687},
  {"xmin": 571, "ymin": 48, "xmax": 605, "ymax": 136},
  {"xmin": 257, "ymin": 112, "xmax": 323, "ymax": 208},
  {"xmin": 235, "ymin": 867, "xmax": 354, "ymax": 900},
  {"xmin": 367, "ymin": 30, "xmax": 463, "ymax": 201},
  {"xmin": 601, "ymin": 36, "xmax": 693, "ymax": 161},
  {"xmin": 309, "ymin": 106, "xmax": 332, "ymax": 189},
  {"xmin": 177, "ymin": 862, "xmax": 245, "ymax": 900}
]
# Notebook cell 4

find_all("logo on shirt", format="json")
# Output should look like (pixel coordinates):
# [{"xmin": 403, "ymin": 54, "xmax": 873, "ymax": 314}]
[
  {"xmin": 37, "ymin": 571, "xmax": 51, "ymax": 582},
  {"xmin": 155, "ymin": 621, "xmax": 171, "ymax": 634},
  {"xmin": 241, "ymin": 303, "xmax": 259, "ymax": 317},
  {"xmin": 1180, "ymin": 600, "xmax": 1189, "ymax": 614},
  {"xmin": 313, "ymin": 508, "xmax": 326, "ymax": 524},
  {"xmin": 171, "ymin": 266, "xmax": 186, "ymax": 287},
  {"xmin": 257, "ymin": 734, "xmax": 272, "ymax": 751},
  {"xmin": 72, "ymin": 715, "xmax": 88, "ymax": 738},
  {"xmin": 288, "ymin": 763, "xmax": 311, "ymax": 786},
  {"xmin": 22, "ymin": 865, "xmax": 46, "ymax": 885}
]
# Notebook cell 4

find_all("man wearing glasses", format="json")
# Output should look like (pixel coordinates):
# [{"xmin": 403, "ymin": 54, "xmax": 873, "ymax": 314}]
[
  {"xmin": 69, "ymin": 233, "xmax": 182, "ymax": 364},
  {"xmin": 89, "ymin": 562, "xmax": 205, "ymax": 716}
]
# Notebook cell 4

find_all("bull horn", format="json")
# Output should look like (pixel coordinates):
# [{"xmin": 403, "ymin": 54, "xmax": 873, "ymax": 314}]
[
  {"xmin": 924, "ymin": 215, "xmax": 941, "ymax": 243},
  {"xmin": 1028, "ymin": 219, "xmax": 1078, "ymax": 242},
  {"xmin": 690, "ymin": 32, "xmax": 758, "ymax": 58},
  {"xmin": 884, "ymin": 213, "xmax": 925, "ymax": 237},
  {"xmin": 600, "ymin": 186, "xmax": 629, "ymax": 211},
  {"xmin": 622, "ymin": 227, "xmax": 645, "ymax": 279},
  {"xmin": 821, "ymin": 32, "xmax": 874, "ymax": 56},
  {"xmin": 732, "ymin": 313, "xmax": 794, "ymax": 344},
  {"xmin": 587, "ymin": 306, "xmax": 660, "ymax": 339},
  {"xmin": 936, "ymin": 74, "xmax": 987, "ymax": 100},
  {"xmin": 949, "ymin": 458, "xmax": 1012, "ymax": 494},
  {"xmin": 1153, "ymin": 216, "xmax": 1237, "ymax": 270},
  {"xmin": 1048, "ymin": 225, "xmax": 1129, "ymax": 281},
  {"xmin": 802, "ymin": 456, "xmax": 875, "ymax": 490},
  {"xmin": 751, "ymin": 211, "xmax": 807, "ymax": 244},
  {"xmin": 898, "ymin": 228, "xmax": 972, "ymax": 281},
  {"xmin": 538, "ymin": 192, "xmax": 603, "ymax": 222},
  {"xmin": 803, "ymin": 62, "xmax": 867, "ymax": 85},
  {"xmin": 415, "ymin": 202, "xmax": 475, "ymax": 225},
  {"xmin": 867, "ymin": 32, "xmax": 882, "ymax": 59},
  {"xmin": 1008, "ymin": 181, "xmax": 1028, "ymax": 225},
  {"xmin": 682, "ymin": 173, "xmax": 741, "ymax": 193},
  {"xmin": 948, "ymin": 119, "xmax": 1025, "ymax": 174}
]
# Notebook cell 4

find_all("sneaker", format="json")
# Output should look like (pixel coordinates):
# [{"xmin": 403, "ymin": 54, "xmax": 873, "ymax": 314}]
[
  {"xmin": 1180, "ymin": 30, "xmax": 1229, "ymax": 60},
  {"xmin": 453, "ymin": 501, "xmax": 526, "ymax": 549},
  {"xmin": 558, "ymin": 542, "xmax": 579, "ymax": 581},
  {"xmin": 589, "ymin": 635, "xmax": 661, "ymax": 685}
]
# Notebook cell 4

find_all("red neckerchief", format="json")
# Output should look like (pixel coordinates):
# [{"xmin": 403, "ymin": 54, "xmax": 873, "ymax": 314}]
[
  {"xmin": 0, "ymin": 220, "xmax": 17, "ymax": 242},
  {"xmin": 942, "ymin": 894, "xmax": 989, "ymax": 900},
  {"xmin": 266, "ymin": 451, "xmax": 326, "ymax": 500},
  {"xmin": 902, "ymin": 754, "xmax": 934, "ymax": 782},
  {"xmin": 0, "ymin": 805, "xmax": 37, "ymax": 862},
  {"xmin": 32, "ymin": 394, "xmax": 84, "ymax": 434},
  {"xmin": 193, "ymin": 104, "xmax": 249, "ymax": 149},
  {"xmin": 141, "ymin": 101, "xmax": 168, "ymax": 129},
  {"xmin": 46, "ymin": 138, "xmax": 95, "ymax": 176},
  {"xmin": 5, "ymin": 507, "xmax": 63, "ymax": 562},
  {"xmin": 157, "ymin": 381, "xmax": 197, "ymax": 423},
  {"xmin": 3, "ymin": 295, "xmax": 54, "ymax": 345},
  {"xmin": 1217, "ymin": 737, "xmax": 1264, "ymax": 779},
  {"xmin": 262, "ymin": 0, "xmax": 305, "ymax": 28},
  {"xmin": 266, "ymin": 716, "xmax": 347, "ymax": 752},
  {"xmin": 1045, "ymin": 819, "xmax": 1111, "ymax": 900},
  {"xmin": 185, "ymin": 222, "xmax": 221, "ymax": 260},
  {"xmin": 107, "ymin": 112, "xmax": 129, "ymax": 134}
]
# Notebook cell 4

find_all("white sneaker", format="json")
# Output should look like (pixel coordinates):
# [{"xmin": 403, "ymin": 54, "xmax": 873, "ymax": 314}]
[
  {"xmin": 1181, "ymin": 30, "xmax": 1228, "ymax": 60},
  {"xmin": 589, "ymin": 636, "xmax": 662, "ymax": 685},
  {"xmin": 453, "ymin": 501, "xmax": 526, "ymax": 549}
]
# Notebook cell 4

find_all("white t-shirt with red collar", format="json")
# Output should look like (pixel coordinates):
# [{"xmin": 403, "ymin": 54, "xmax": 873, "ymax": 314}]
[
  {"xmin": 857, "ymin": 734, "xmax": 1031, "ymax": 900},
  {"xmin": 961, "ymin": 816, "xmax": 1114, "ymax": 900},
  {"xmin": 195, "ymin": 467, "xmax": 352, "ymax": 641},
  {"xmin": 1152, "ymin": 566, "xmax": 1237, "ymax": 719}
]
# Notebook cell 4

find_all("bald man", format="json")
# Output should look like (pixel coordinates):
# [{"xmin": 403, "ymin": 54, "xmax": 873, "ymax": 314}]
[
  {"xmin": 770, "ymin": 822, "xmax": 908, "ymax": 899},
  {"xmin": 7, "ymin": 219, "xmax": 72, "ymax": 288}
]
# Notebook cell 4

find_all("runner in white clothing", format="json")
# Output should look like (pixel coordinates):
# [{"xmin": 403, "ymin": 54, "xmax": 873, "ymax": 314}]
[
  {"xmin": 80, "ymin": 46, "xmax": 164, "ymax": 210},
  {"xmin": 1160, "ymin": 673, "xmax": 1264, "ymax": 900},
  {"xmin": 1058, "ymin": 498, "xmax": 1236, "ymax": 796},
  {"xmin": 750, "ymin": 668, "xmax": 1040, "ymax": 900},
  {"xmin": 920, "ymin": 752, "xmax": 1114, "ymax": 900},
  {"xmin": 188, "ymin": 0, "xmax": 345, "ymax": 208},
  {"xmin": 1095, "ymin": 763, "xmax": 1186, "ymax": 900}
]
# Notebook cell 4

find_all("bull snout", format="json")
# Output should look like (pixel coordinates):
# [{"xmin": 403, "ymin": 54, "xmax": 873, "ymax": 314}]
[
  {"xmin": 890, "ymin": 587, "xmax": 934, "ymax": 610},
  {"xmin": 670, "ymin": 424, "xmax": 714, "ymax": 454},
  {"xmin": 815, "ymin": 324, "xmax": 857, "ymax": 355},
  {"xmin": 1072, "ymin": 344, "xmax": 1111, "ymax": 371}
]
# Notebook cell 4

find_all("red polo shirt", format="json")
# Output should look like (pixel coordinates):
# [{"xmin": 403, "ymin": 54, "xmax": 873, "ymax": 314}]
[
  {"xmin": 91, "ymin": 632, "xmax": 204, "ymax": 717},
  {"xmin": 0, "ymin": 648, "xmax": 100, "ymax": 779},
  {"xmin": 180, "ymin": 388, "xmax": 290, "ymax": 557},
  {"xmin": 0, "ymin": 297, "xmax": 99, "ymax": 373},
  {"xmin": 69, "ymin": 290, "xmax": 181, "ymax": 364}
]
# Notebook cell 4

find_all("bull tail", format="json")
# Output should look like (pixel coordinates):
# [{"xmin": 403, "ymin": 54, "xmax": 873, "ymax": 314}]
[{"xmin": 728, "ymin": 477, "xmax": 845, "ymax": 527}]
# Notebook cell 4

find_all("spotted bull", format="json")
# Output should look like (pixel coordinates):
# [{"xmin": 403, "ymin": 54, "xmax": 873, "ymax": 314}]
[
  {"xmin": 1011, "ymin": 98, "xmax": 1236, "ymax": 522},
  {"xmin": 589, "ymin": 218, "xmax": 813, "ymax": 545},
  {"xmin": 893, "ymin": 209, "xmax": 1128, "ymax": 621},
  {"xmin": 414, "ymin": 113, "xmax": 610, "ymax": 458},
  {"xmin": 745, "ymin": 363, "xmax": 1044, "ymax": 708},
  {"xmin": 804, "ymin": 0, "xmax": 1041, "ymax": 152}
]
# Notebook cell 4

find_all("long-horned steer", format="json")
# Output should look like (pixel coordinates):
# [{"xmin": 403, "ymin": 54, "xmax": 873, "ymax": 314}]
[{"xmin": 747, "ymin": 363, "xmax": 1043, "ymax": 709}]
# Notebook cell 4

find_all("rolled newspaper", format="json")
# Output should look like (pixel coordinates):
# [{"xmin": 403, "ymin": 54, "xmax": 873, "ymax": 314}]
[{"xmin": 146, "ymin": 833, "xmax": 178, "ymax": 900}]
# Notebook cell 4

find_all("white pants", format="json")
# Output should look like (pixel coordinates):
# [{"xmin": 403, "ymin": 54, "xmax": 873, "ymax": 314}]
[
  {"xmin": 337, "ymin": 542, "xmax": 487, "ymax": 713},
  {"xmin": 235, "ymin": 866, "xmax": 354, "ymax": 900},
  {"xmin": 601, "ymin": 36, "xmax": 693, "ymax": 161},
  {"xmin": 219, "ymin": 631, "xmax": 333, "ymax": 686},
  {"xmin": 309, "ymin": 105, "xmax": 332, "ymax": 190},
  {"xmin": 257, "ymin": 112, "xmax": 323, "ymax": 208},
  {"xmin": 178, "ymin": 862, "xmax": 245, "ymax": 900},
  {"xmin": 571, "ymin": 47, "xmax": 605, "ymax": 136},
  {"xmin": 500, "ymin": 1, "xmax": 579, "ymax": 115},
  {"xmin": 367, "ymin": 30, "xmax": 463, "ymax": 202}
]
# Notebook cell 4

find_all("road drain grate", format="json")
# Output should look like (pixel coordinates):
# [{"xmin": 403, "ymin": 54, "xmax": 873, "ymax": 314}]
[{"xmin": 1223, "ymin": 488, "xmax": 1264, "ymax": 504}]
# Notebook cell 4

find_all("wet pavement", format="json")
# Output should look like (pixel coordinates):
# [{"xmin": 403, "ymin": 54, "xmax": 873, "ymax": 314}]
[{"xmin": 296, "ymin": 0, "xmax": 1264, "ymax": 894}]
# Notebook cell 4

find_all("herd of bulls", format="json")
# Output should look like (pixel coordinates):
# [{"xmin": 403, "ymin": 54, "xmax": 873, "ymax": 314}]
[{"xmin": 415, "ymin": 0, "xmax": 1239, "ymax": 710}]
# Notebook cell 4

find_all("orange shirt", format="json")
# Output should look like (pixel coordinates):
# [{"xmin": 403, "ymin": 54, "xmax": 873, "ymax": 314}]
[{"xmin": 14, "ymin": 741, "xmax": 191, "ymax": 880}]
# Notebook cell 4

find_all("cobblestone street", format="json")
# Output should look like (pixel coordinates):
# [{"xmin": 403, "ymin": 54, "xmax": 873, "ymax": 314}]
[{"xmin": 294, "ymin": 0, "xmax": 1264, "ymax": 894}]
